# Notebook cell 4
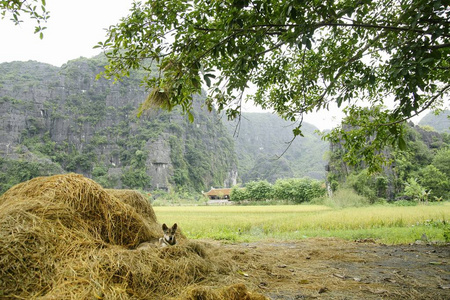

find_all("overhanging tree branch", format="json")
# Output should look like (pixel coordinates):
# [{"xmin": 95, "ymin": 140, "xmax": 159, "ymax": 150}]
[
  {"xmin": 379, "ymin": 83, "xmax": 450, "ymax": 127},
  {"xmin": 100, "ymin": 0, "xmax": 450, "ymax": 172},
  {"xmin": 195, "ymin": 21, "xmax": 450, "ymax": 38}
]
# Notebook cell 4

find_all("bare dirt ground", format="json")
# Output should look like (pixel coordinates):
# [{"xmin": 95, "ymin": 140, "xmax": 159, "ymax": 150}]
[{"xmin": 204, "ymin": 238, "xmax": 449, "ymax": 300}]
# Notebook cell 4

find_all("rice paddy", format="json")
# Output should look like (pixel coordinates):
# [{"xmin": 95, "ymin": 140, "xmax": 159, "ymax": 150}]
[{"xmin": 154, "ymin": 203, "xmax": 450, "ymax": 244}]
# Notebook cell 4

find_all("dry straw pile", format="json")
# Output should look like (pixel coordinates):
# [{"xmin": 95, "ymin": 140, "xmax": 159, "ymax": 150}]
[{"xmin": 0, "ymin": 173, "xmax": 266, "ymax": 299}]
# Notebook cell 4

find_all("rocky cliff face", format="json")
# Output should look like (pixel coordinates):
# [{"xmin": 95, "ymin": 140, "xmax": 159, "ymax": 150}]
[
  {"xmin": 0, "ymin": 58, "xmax": 238, "ymax": 192},
  {"xmin": 225, "ymin": 113, "xmax": 328, "ymax": 183}
]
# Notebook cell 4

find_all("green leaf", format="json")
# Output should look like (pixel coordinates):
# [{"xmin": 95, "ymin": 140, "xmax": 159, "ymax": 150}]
[
  {"xmin": 203, "ymin": 74, "xmax": 212, "ymax": 87},
  {"xmin": 398, "ymin": 136, "xmax": 407, "ymax": 151},
  {"xmin": 305, "ymin": 39, "xmax": 312, "ymax": 50},
  {"xmin": 187, "ymin": 111, "xmax": 194, "ymax": 123},
  {"xmin": 293, "ymin": 127, "xmax": 303, "ymax": 137}
]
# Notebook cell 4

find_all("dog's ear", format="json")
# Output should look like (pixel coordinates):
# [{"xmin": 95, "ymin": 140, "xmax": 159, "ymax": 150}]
[
  {"xmin": 162, "ymin": 223, "xmax": 168, "ymax": 230},
  {"xmin": 172, "ymin": 223, "xmax": 177, "ymax": 231}
]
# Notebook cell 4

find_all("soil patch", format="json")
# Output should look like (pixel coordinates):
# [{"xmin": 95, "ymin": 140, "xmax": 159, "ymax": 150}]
[{"xmin": 206, "ymin": 238, "xmax": 449, "ymax": 299}]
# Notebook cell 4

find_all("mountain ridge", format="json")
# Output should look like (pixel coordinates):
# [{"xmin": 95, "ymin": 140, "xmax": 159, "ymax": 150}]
[
  {"xmin": 0, "ymin": 58, "xmax": 238, "ymax": 193},
  {"xmin": 226, "ymin": 112, "xmax": 328, "ymax": 183}
]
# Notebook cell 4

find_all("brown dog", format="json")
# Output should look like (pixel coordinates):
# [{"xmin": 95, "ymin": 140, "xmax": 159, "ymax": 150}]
[{"xmin": 137, "ymin": 223, "xmax": 178, "ymax": 249}]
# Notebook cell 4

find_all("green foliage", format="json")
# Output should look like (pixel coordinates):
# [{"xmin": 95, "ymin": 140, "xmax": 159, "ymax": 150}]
[
  {"xmin": 167, "ymin": 112, "xmax": 238, "ymax": 192},
  {"xmin": 0, "ymin": 159, "xmax": 38, "ymax": 194},
  {"xmin": 445, "ymin": 225, "xmax": 450, "ymax": 243},
  {"xmin": 272, "ymin": 178, "xmax": 326, "ymax": 203},
  {"xmin": 65, "ymin": 151, "xmax": 95, "ymax": 173},
  {"xmin": 328, "ymin": 122, "xmax": 450, "ymax": 202},
  {"xmin": 326, "ymin": 174, "xmax": 339, "ymax": 193},
  {"xmin": 0, "ymin": 157, "xmax": 62, "ymax": 195},
  {"xmin": 100, "ymin": 0, "xmax": 449, "ymax": 172},
  {"xmin": 231, "ymin": 178, "xmax": 326, "ymax": 203},
  {"xmin": 184, "ymin": 140, "xmax": 212, "ymax": 191},
  {"xmin": 121, "ymin": 168, "xmax": 152, "ymax": 190},
  {"xmin": 346, "ymin": 169, "xmax": 388, "ymax": 203},
  {"xmin": 245, "ymin": 180, "xmax": 273, "ymax": 201},
  {"xmin": 431, "ymin": 147, "xmax": 450, "ymax": 177},
  {"xmin": 404, "ymin": 178, "xmax": 428, "ymax": 203},
  {"xmin": 417, "ymin": 165, "xmax": 449, "ymax": 200},
  {"xmin": 92, "ymin": 165, "xmax": 108, "ymax": 177},
  {"xmin": 93, "ymin": 172, "xmax": 120, "ymax": 189},
  {"xmin": 230, "ymin": 185, "xmax": 249, "ymax": 202},
  {"xmin": 169, "ymin": 135, "xmax": 190, "ymax": 187},
  {"xmin": 312, "ymin": 188, "xmax": 370, "ymax": 208}
]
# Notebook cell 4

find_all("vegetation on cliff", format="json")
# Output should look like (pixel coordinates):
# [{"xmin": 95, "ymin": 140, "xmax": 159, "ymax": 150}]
[
  {"xmin": 226, "ymin": 112, "xmax": 327, "ymax": 182},
  {"xmin": 327, "ymin": 122, "xmax": 450, "ymax": 203},
  {"xmin": 0, "ymin": 58, "xmax": 237, "ymax": 194}
]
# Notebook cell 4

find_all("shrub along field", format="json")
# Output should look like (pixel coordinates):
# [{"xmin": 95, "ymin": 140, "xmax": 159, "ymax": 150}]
[{"xmin": 154, "ymin": 202, "xmax": 450, "ymax": 245}]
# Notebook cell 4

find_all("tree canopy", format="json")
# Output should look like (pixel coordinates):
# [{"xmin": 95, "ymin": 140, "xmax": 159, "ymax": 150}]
[
  {"xmin": 1, "ymin": 0, "xmax": 49, "ymax": 38},
  {"xmin": 97, "ymin": 0, "xmax": 448, "ymax": 171}
]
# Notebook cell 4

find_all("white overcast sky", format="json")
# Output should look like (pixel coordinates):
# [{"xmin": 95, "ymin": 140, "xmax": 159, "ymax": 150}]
[
  {"xmin": 0, "ymin": 0, "xmax": 134, "ymax": 67},
  {"xmin": 1, "ymin": 0, "xmax": 432, "ymax": 130}
]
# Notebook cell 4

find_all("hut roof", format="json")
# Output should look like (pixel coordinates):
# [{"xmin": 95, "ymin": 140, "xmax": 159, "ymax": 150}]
[{"xmin": 203, "ymin": 188, "xmax": 232, "ymax": 197}]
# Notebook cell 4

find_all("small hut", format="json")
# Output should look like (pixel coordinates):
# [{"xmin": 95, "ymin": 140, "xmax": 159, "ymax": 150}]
[{"xmin": 203, "ymin": 188, "xmax": 233, "ymax": 205}]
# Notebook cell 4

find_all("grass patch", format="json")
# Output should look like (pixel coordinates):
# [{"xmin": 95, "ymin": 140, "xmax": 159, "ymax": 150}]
[
  {"xmin": 154, "ymin": 202, "xmax": 450, "ymax": 244},
  {"xmin": 311, "ymin": 188, "xmax": 370, "ymax": 208}
]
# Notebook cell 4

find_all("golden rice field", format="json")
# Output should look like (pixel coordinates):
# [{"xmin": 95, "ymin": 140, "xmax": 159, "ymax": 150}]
[{"xmin": 154, "ymin": 203, "xmax": 450, "ymax": 244}]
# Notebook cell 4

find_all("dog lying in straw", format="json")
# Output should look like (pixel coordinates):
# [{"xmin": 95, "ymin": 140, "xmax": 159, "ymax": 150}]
[{"xmin": 137, "ymin": 223, "xmax": 177, "ymax": 249}]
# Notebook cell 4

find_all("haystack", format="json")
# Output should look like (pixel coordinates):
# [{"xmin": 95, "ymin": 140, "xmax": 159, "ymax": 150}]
[
  {"xmin": 0, "ymin": 173, "xmax": 266, "ymax": 299},
  {"xmin": 105, "ymin": 188, "xmax": 169, "ymax": 239},
  {"xmin": 0, "ymin": 173, "xmax": 157, "ymax": 246},
  {"xmin": 105, "ymin": 189, "xmax": 157, "ymax": 223}
]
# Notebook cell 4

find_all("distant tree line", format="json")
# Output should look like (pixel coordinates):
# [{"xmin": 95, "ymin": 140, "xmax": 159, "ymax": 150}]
[
  {"xmin": 328, "ymin": 124, "xmax": 450, "ymax": 203},
  {"xmin": 231, "ymin": 178, "xmax": 326, "ymax": 203}
]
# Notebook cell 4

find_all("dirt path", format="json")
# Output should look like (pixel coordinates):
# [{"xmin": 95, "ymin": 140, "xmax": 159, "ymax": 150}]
[{"xmin": 205, "ymin": 238, "xmax": 449, "ymax": 299}]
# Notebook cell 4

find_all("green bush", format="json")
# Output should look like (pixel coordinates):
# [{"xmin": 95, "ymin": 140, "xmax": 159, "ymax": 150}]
[
  {"xmin": 0, "ymin": 158, "xmax": 62, "ymax": 195},
  {"xmin": 346, "ymin": 169, "xmax": 388, "ymax": 203},
  {"xmin": 92, "ymin": 165, "xmax": 108, "ymax": 177},
  {"xmin": 404, "ymin": 178, "xmax": 428, "ymax": 203},
  {"xmin": 432, "ymin": 147, "xmax": 450, "ymax": 177},
  {"xmin": 245, "ymin": 180, "xmax": 273, "ymax": 201},
  {"xmin": 230, "ymin": 185, "xmax": 249, "ymax": 202},
  {"xmin": 312, "ymin": 188, "xmax": 370, "ymax": 208},
  {"xmin": 273, "ymin": 178, "xmax": 326, "ymax": 203},
  {"xmin": 418, "ymin": 165, "xmax": 449, "ymax": 200},
  {"xmin": 121, "ymin": 168, "xmax": 152, "ymax": 190}
]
